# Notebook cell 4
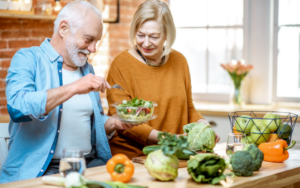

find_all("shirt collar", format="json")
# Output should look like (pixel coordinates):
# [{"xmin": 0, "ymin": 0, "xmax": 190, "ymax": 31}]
[{"xmin": 40, "ymin": 38, "xmax": 62, "ymax": 63}]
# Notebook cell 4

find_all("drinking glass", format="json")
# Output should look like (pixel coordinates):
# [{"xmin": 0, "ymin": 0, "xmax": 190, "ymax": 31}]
[
  {"xmin": 59, "ymin": 147, "xmax": 86, "ymax": 177},
  {"xmin": 34, "ymin": 0, "xmax": 52, "ymax": 15},
  {"xmin": 226, "ymin": 133, "xmax": 247, "ymax": 157}
]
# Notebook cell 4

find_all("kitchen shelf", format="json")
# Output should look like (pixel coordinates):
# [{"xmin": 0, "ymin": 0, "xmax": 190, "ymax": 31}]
[
  {"xmin": 0, "ymin": 9, "xmax": 56, "ymax": 20},
  {"xmin": 0, "ymin": 9, "xmax": 118, "ymax": 22}
]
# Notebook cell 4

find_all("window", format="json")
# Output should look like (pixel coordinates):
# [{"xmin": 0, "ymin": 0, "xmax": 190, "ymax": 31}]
[
  {"xmin": 170, "ymin": 0, "xmax": 244, "ymax": 102},
  {"xmin": 273, "ymin": 0, "xmax": 300, "ymax": 102}
]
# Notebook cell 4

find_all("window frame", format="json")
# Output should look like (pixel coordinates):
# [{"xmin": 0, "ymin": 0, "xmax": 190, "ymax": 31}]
[
  {"xmin": 170, "ymin": 1, "xmax": 245, "ymax": 103},
  {"xmin": 272, "ymin": 0, "xmax": 300, "ymax": 102},
  {"xmin": 170, "ymin": 0, "xmax": 300, "ymax": 104}
]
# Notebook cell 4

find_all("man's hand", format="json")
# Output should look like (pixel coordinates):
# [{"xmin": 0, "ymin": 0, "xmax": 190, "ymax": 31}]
[
  {"xmin": 45, "ymin": 74, "xmax": 111, "ymax": 114},
  {"xmin": 114, "ymin": 119, "xmax": 134, "ymax": 131},
  {"xmin": 72, "ymin": 73, "xmax": 111, "ymax": 94},
  {"xmin": 105, "ymin": 117, "xmax": 135, "ymax": 135}
]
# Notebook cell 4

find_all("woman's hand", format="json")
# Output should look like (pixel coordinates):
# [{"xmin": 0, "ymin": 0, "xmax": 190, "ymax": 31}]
[
  {"xmin": 197, "ymin": 118, "xmax": 209, "ymax": 125},
  {"xmin": 197, "ymin": 119, "xmax": 220, "ymax": 143},
  {"xmin": 215, "ymin": 133, "xmax": 220, "ymax": 143},
  {"xmin": 176, "ymin": 133, "xmax": 187, "ymax": 138}
]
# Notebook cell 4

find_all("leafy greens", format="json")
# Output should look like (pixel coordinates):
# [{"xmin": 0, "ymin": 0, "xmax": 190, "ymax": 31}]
[
  {"xmin": 187, "ymin": 154, "xmax": 226, "ymax": 185},
  {"xmin": 183, "ymin": 122, "xmax": 216, "ymax": 152}
]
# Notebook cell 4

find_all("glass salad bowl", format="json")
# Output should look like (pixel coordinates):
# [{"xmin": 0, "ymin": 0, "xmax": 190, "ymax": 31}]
[{"xmin": 111, "ymin": 98, "xmax": 157, "ymax": 125}]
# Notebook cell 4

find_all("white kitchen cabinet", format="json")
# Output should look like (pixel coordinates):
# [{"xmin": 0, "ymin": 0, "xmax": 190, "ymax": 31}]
[
  {"xmin": 292, "ymin": 122, "xmax": 300, "ymax": 150},
  {"xmin": 203, "ymin": 115, "xmax": 300, "ymax": 150}
]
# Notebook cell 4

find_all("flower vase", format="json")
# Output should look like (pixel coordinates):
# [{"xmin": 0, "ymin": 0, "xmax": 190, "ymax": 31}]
[{"xmin": 230, "ymin": 80, "xmax": 245, "ymax": 108}]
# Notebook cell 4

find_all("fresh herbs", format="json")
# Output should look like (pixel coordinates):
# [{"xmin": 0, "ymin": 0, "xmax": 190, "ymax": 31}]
[{"xmin": 158, "ymin": 132, "xmax": 189, "ymax": 157}]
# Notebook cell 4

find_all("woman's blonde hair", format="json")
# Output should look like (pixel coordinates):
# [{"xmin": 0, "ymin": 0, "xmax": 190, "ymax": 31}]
[{"xmin": 129, "ymin": 0, "xmax": 176, "ymax": 57}]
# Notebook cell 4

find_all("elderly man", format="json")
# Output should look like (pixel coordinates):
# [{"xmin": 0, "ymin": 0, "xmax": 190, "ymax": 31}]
[{"xmin": 0, "ymin": 1, "xmax": 131, "ymax": 183}]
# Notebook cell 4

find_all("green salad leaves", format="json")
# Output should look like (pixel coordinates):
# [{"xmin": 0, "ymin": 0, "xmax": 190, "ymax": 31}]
[
  {"xmin": 119, "ymin": 97, "xmax": 153, "ymax": 108},
  {"xmin": 116, "ymin": 97, "xmax": 154, "ymax": 121}
]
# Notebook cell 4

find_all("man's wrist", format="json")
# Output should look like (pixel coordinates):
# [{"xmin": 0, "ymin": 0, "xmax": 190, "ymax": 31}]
[
  {"xmin": 68, "ymin": 83, "xmax": 78, "ymax": 96},
  {"xmin": 111, "ymin": 118, "xmax": 117, "ymax": 131}
]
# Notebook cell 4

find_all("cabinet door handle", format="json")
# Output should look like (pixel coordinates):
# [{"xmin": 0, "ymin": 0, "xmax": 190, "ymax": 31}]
[{"xmin": 209, "ymin": 121, "xmax": 217, "ymax": 126}]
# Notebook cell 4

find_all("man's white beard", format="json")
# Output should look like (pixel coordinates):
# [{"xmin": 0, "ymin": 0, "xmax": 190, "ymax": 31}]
[{"xmin": 66, "ymin": 37, "xmax": 90, "ymax": 67}]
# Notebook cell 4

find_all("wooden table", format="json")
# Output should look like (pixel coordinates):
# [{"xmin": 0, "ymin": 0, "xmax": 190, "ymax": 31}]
[{"xmin": 1, "ymin": 143, "xmax": 300, "ymax": 188}]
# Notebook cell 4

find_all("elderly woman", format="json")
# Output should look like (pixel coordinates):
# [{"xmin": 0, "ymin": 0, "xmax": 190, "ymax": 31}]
[{"xmin": 106, "ymin": 0, "xmax": 220, "ymax": 159}]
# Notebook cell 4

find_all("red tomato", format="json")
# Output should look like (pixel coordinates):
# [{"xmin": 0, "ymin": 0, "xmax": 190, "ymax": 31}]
[{"xmin": 144, "ymin": 108, "xmax": 151, "ymax": 114}]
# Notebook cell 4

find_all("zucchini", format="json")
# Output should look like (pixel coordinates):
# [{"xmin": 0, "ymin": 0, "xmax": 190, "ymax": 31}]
[
  {"xmin": 142, "ymin": 145, "xmax": 161, "ymax": 155},
  {"xmin": 143, "ymin": 145, "xmax": 196, "ymax": 160},
  {"xmin": 86, "ymin": 181, "xmax": 112, "ymax": 188},
  {"xmin": 176, "ymin": 149, "xmax": 196, "ymax": 160}
]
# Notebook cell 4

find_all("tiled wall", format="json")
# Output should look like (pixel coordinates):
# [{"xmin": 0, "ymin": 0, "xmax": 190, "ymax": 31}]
[{"xmin": 0, "ymin": 0, "xmax": 160, "ymax": 115}]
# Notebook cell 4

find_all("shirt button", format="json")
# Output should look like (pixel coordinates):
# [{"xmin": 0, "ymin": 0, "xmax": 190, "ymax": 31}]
[
  {"xmin": 41, "ymin": 169, "xmax": 44, "ymax": 172},
  {"xmin": 51, "ymin": 150, "xmax": 54, "ymax": 153},
  {"xmin": 57, "ymin": 130, "xmax": 60, "ymax": 133},
  {"xmin": 59, "ymin": 70, "xmax": 62, "ymax": 73},
  {"xmin": 60, "ymin": 109, "xmax": 62, "ymax": 112}
]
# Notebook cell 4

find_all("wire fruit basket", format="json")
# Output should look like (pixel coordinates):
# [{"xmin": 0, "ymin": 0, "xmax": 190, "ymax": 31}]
[{"xmin": 228, "ymin": 111, "xmax": 298, "ymax": 146}]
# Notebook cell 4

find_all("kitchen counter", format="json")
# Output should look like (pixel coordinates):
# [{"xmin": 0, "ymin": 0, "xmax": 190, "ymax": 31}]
[{"xmin": 2, "ymin": 143, "xmax": 300, "ymax": 188}]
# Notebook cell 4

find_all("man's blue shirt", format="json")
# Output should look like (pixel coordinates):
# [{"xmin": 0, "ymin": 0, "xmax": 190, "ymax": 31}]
[{"xmin": 0, "ymin": 38, "xmax": 111, "ymax": 183}]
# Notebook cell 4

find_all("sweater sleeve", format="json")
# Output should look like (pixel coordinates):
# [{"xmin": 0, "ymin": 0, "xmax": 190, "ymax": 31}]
[
  {"xmin": 106, "ymin": 56, "xmax": 154, "ymax": 146},
  {"xmin": 181, "ymin": 54, "xmax": 204, "ymax": 123}
]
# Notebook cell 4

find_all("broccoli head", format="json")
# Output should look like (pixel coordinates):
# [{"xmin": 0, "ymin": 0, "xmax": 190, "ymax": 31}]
[
  {"xmin": 243, "ymin": 144, "xmax": 264, "ymax": 171},
  {"xmin": 230, "ymin": 150, "xmax": 255, "ymax": 176}
]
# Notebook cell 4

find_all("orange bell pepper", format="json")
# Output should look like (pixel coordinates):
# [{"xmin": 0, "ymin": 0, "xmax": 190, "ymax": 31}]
[
  {"xmin": 267, "ymin": 134, "xmax": 281, "ymax": 142},
  {"xmin": 106, "ymin": 154, "xmax": 134, "ymax": 183},
  {"xmin": 232, "ymin": 125, "xmax": 240, "ymax": 134},
  {"xmin": 258, "ymin": 140, "xmax": 296, "ymax": 163}
]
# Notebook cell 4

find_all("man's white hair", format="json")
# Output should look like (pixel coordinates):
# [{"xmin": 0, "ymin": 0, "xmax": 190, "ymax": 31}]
[{"xmin": 53, "ymin": 1, "xmax": 102, "ymax": 34}]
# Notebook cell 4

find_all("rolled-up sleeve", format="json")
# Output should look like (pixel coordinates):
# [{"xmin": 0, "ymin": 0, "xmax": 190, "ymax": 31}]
[{"xmin": 5, "ymin": 49, "xmax": 48, "ymax": 122}]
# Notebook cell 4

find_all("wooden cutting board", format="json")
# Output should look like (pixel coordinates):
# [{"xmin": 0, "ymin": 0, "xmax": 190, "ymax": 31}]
[
  {"xmin": 132, "ymin": 156, "xmax": 188, "ymax": 168},
  {"xmin": 132, "ymin": 152, "xmax": 219, "ymax": 168}
]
